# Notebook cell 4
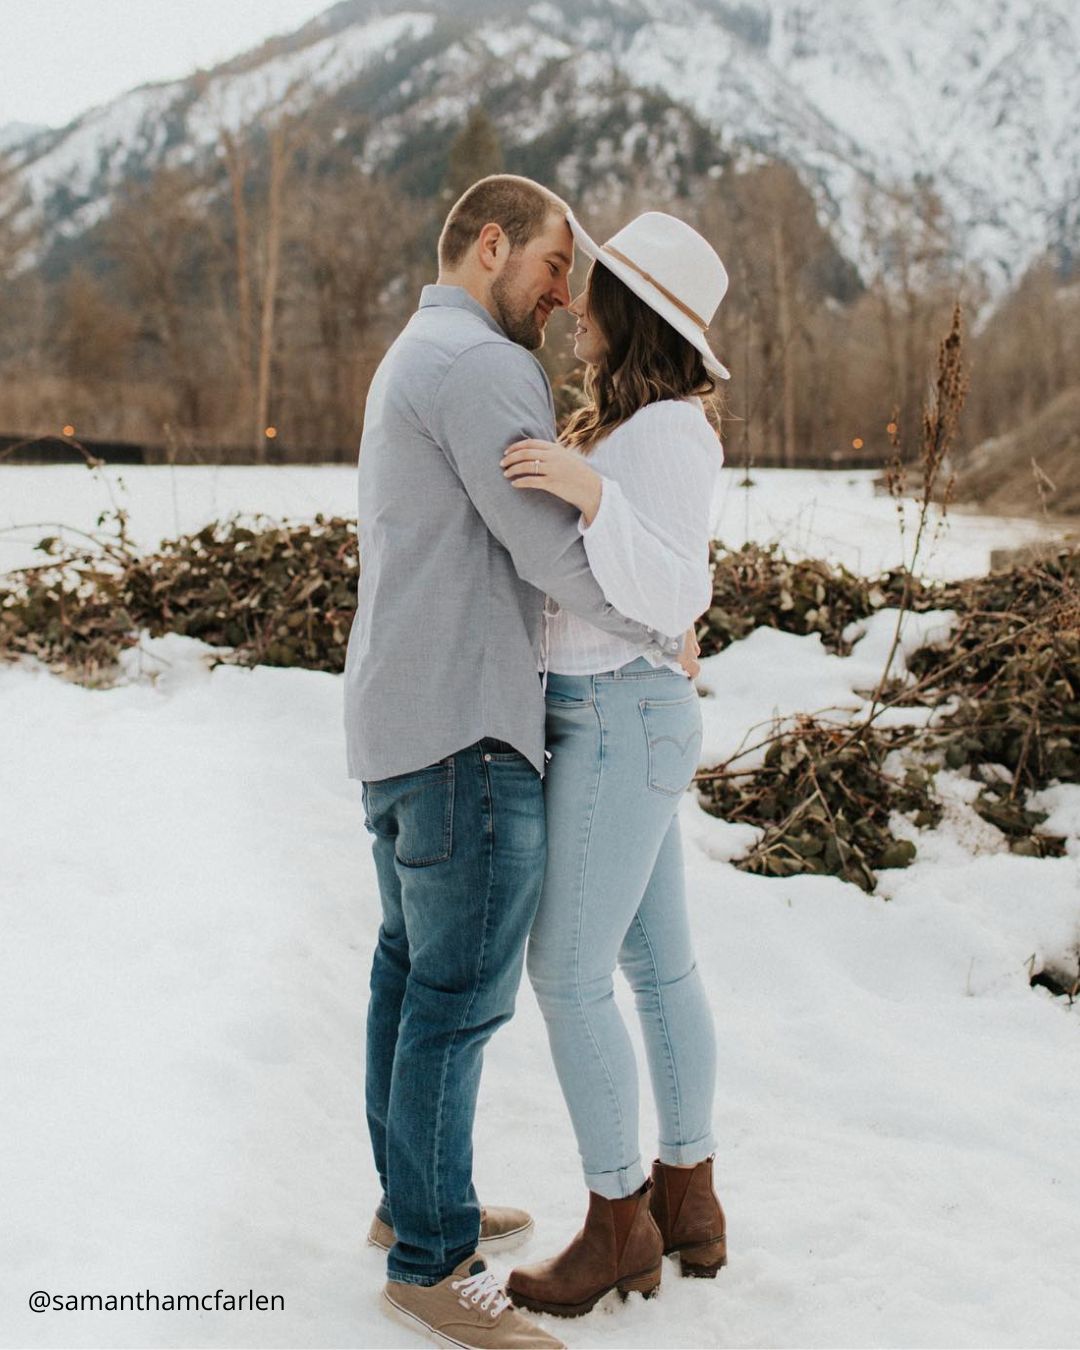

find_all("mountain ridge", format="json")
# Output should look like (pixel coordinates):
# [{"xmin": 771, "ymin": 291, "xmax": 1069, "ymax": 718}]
[{"xmin": 6, "ymin": 0, "xmax": 1077, "ymax": 294}]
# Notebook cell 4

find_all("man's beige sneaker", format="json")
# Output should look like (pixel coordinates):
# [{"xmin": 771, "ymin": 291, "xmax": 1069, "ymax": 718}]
[
  {"xmin": 383, "ymin": 1254, "xmax": 565, "ymax": 1349},
  {"xmin": 368, "ymin": 1204, "xmax": 533, "ymax": 1254}
]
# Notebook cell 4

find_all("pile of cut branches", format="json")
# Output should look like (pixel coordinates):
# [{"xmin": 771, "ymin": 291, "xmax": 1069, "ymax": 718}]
[
  {"xmin": 694, "ymin": 546, "xmax": 1078, "ymax": 885},
  {"xmin": 914, "ymin": 549, "xmax": 1080, "ymax": 795},
  {"xmin": 696, "ymin": 718, "xmax": 940, "ymax": 892},
  {"xmin": 915, "ymin": 549, "xmax": 1079, "ymax": 848},
  {"xmin": 0, "ymin": 515, "xmax": 358, "ymax": 681},
  {"xmin": 699, "ymin": 542, "xmax": 917, "ymax": 655},
  {"xmin": 126, "ymin": 516, "xmax": 358, "ymax": 671}
]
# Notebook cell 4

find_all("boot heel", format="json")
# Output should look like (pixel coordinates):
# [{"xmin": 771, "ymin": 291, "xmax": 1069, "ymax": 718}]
[
  {"xmin": 678, "ymin": 1237, "xmax": 727, "ymax": 1278},
  {"xmin": 617, "ymin": 1265, "xmax": 662, "ymax": 1300}
]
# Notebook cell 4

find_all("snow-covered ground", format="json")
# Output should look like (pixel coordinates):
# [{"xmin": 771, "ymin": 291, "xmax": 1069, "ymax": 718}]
[
  {"xmin": 0, "ymin": 462, "xmax": 1059, "ymax": 580},
  {"xmin": 2, "ymin": 630, "xmax": 1078, "ymax": 1350},
  {"xmin": 2, "ymin": 469, "xmax": 1079, "ymax": 1349}
]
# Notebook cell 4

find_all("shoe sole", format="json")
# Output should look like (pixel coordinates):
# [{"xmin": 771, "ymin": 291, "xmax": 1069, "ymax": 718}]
[
  {"xmin": 664, "ymin": 1236, "xmax": 728, "ymax": 1278},
  {"xmin": 368, "ymin": 1218, "xmax": 535, "ymax": 1256},
  {"xmin": 508, "ymin": 1264, "xmax": 662, "ymax": 1318}
]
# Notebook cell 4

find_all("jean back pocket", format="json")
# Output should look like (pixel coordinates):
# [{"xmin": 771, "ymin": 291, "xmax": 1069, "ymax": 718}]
[
  {"xmin": 363, "ymin": 762, "xmax": 455, "ymax": 866},
  {"xmin": 639, "ymin": 696, "xmax": 702, "ymax": 797}
]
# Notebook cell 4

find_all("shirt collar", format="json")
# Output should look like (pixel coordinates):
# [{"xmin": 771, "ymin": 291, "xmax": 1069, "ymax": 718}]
[{"xmin": 419, "ymin": 284, "xmax": 507, "ymax": 338}]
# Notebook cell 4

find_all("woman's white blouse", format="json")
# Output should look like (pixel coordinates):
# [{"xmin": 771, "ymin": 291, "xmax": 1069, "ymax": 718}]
[{"xmin": 543, "ymin": 397, "xmax": 722, "ymax": 677}]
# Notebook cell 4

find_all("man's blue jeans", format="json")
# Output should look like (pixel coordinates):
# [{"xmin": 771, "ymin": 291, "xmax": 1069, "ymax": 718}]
[{"xmin": 361, "ymin": 738, "xmax": 545, "ymax": 1286}]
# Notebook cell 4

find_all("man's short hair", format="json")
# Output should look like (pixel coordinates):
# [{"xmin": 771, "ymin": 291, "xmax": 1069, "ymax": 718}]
[{"xmin": 438, "ymin": 174, "xmax": 568, "ymax": 270}]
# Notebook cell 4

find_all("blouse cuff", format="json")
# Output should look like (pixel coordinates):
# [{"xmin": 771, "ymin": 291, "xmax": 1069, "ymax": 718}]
[{"xmin": 578, "ymin": 475, "xmax": 609, "ymax": 535}]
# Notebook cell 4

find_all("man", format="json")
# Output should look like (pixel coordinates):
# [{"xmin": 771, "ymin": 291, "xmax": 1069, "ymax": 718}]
[{"xmin": 344, "ymin": 174, "xmax": 684, "ymax": 1349}]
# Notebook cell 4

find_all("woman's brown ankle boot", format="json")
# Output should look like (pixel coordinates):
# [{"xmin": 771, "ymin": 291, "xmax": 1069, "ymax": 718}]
[
  {"xmin": 649, "ymin": 1157, "xmax": 727, "ymax": 1277},
  {"xmin": 507, "ymin": 1180, "xmax": 663, "ymax": 1317}
]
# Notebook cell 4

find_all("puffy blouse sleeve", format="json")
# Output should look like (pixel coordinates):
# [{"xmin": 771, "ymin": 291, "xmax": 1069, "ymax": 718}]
[{"xmin": 579, "ymin": 401, "xmax": 722, "ymax": 634}]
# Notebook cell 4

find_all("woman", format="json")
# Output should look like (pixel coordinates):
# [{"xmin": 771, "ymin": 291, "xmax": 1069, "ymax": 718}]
[{"xmin": 497, "ymin": 211, "xmax": 729, "ymax": 1318}]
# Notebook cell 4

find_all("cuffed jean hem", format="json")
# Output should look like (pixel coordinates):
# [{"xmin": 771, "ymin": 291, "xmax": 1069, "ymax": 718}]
[
  {"xmin": 657, "ymin": 1133, "xmax": 717, "ymax": 1167},
  {"xmin": 585, "ymin": 1158, "xmax": 647, "ymax": 1200},
  {"xmin": 386, "ymin": 1258, "xmax": 464, "ymax": 1288},
  {"xmin": 387, "ymin": 1237, "xmax": 478, "ymax": 1287},
  {"xmin": 386, "ymin": 1271, "xmax": 443, "ymax": 1288}
]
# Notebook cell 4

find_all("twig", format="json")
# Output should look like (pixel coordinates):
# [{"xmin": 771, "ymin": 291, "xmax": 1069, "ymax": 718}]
[{"xmin": 860, "ymin": 305, "xmax": 967, "ymax": 731}]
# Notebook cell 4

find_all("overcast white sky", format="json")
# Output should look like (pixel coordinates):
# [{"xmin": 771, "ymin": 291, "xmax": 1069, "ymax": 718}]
[{"xmin": 1, "ymin": 0, "xmax": 333, "ymax": 130}]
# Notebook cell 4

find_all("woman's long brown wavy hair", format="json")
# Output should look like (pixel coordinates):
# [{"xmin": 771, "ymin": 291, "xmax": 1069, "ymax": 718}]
[{"xmin": 561, "ymin": 260, "xmax": 720, "ymax": 453}]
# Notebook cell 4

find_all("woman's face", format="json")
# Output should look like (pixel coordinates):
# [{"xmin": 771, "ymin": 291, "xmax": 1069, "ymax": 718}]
[{"xmin": 568, "ymin": 286, "xmax": 607, "ymax": 365}]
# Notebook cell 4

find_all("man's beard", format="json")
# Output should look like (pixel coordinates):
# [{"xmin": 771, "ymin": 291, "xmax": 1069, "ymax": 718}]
[{"xmin": 491, "ymin": 260, "xmax": 545, "ymax": 350}]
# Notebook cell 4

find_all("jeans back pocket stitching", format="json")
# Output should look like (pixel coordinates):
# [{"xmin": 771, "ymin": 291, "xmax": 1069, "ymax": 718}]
[
  {"xmin": 395, "ymin": 763, "xmax": 455, "ymax": 867},
  {"xmin": 639, "ymin": 697, "xmax": 701, "ymax": 797}
]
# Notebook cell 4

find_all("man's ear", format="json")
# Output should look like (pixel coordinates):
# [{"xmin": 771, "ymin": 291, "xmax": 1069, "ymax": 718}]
[{"xmin": 476, "ymin": 222, "xmax": 509, "ymax": 272}]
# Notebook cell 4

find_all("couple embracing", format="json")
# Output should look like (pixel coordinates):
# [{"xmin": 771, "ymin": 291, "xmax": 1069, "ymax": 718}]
[{"xmin": 344, "ymin": 174, "xmax": 729, "ymax": 1349}]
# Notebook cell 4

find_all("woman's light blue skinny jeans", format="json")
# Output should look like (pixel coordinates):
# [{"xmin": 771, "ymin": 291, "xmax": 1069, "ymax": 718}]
[{"xmin": 527, "ymin": 656, "xmax": 718, "ymax": 1199}]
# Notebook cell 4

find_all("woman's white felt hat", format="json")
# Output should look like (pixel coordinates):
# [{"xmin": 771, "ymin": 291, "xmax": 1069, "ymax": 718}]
[{"xmin": 566, "ymin": 210, "xmax": 730, "ymax": 379}]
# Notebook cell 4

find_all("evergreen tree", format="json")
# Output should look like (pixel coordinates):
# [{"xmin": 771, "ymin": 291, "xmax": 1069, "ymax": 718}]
[{"xmin": 444, "ymin": 106, "xmax": 503, "ymax": 201}]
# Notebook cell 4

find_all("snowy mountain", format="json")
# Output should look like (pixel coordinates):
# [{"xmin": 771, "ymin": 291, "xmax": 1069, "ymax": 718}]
[
  {"xmin": 0, "ymin": 121, "xmax": 49, "ymax": 154},
  {"xmin": 6, "ymin": 0, "xmax": 1079, "ymax": 293}
]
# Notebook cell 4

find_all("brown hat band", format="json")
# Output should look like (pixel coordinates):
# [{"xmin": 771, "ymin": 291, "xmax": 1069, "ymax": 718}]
[{"xmin": 601, "ymin": 244, "xmax": 708, "ymax": 332}]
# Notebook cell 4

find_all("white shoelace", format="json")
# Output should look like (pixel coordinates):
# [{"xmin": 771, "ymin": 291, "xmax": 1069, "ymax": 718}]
[{"xmin": 451, "ymin": 1267, "xmax": 511, "ymax": 1318}]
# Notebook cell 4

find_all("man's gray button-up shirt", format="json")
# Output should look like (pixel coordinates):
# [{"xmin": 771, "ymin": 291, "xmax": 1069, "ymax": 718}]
[{"xmin": 343, "ymin": 285, "xmax": 679, "ymax": 782}]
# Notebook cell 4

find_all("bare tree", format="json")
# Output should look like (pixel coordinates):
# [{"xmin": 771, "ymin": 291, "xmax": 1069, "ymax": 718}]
[
  {"xmin": 55, "ymin": 267, "xmax": 138, "ymax": 382},
  {"xmin": 0, "ymin": 150, "xmax": 32, "ymax": 284},
  {"xmin": 276, "ymin": 172, "xmax": 431, "ymax": 450},
  {"xmin": 696, "ymin": 163, "xmax": 832, "ymax": 464},
  {"xmin": 219, "ymin": 128, "xmax": 256, "ymax": 438},
  {"xmin": 858, "ymin": 181, "xmax": 959, "ymax": 451},
  {"xmin": 104, "ymin": 166, "xmax": 212, "ymax": 432},
  {"xmin": 208, "ymin": 78, "xmax": 313, "ymax": 458},
  {"xmin": 252, "ymin": 118, "xmax": 290, "ymax": 458}
]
